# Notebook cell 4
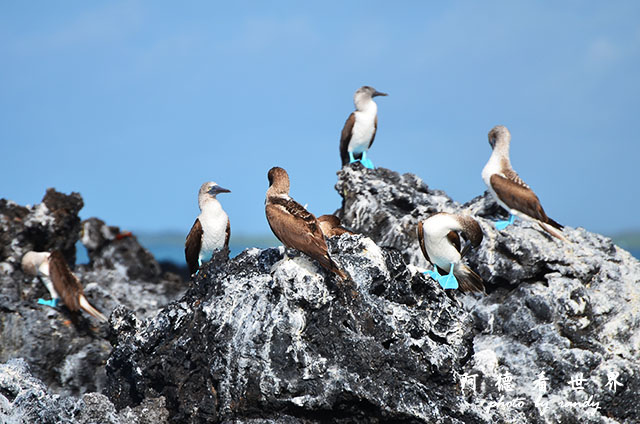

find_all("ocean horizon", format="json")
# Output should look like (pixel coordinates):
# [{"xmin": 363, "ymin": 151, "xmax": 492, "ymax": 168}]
[
  {"xmin": 75, "ymin": 231, "xmax": 640, "ymax": 268},
  {"xmin": 76, "ymin": 232, "xmax": 281, "ymax": 267}
]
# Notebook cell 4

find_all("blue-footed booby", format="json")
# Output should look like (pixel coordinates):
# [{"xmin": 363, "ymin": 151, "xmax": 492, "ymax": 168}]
[
  {"xmin": 482, "ymin": 125, "xmax": 566, "ymax": 241},
  {"xmin": 22, "ymin": 250, "xmax": 108, "ymax": 322},
  {"xmin": 185, "ymin": 182, "xmax": 231, "ymax": 275},
  {"xmin": 339, "ymin": 86, "xmax": 387, "ymax": 169},
  {"xmin": 317, "ymin": 214, "xmax": 353, "ymax": 238},
  {"xmin": 265, "ymin": 167, "xmax": 348, "ymax": 280},
  {"xmin": 417, "ymin": 213, "xmax": 485, "ymax": 293}
]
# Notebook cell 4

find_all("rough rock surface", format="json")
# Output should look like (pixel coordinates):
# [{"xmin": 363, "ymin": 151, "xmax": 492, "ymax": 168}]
[
  {"xmin": 2, "ymin": 167, "xmax": 640, "ymax": 423},
  {"xmin": 0, "ymin": 190, "xmax": 184, "ymax": 404},
  {"xmin": 106, "ymin": 241, "xmax": 474, "ymax": 422},
  {"xmin": 0, "ymin": 358, "xmax": 169, "ymax": 423},
  {"xmin": 336, "ymin": 164, "xmax": 640, "ymax": 423}
]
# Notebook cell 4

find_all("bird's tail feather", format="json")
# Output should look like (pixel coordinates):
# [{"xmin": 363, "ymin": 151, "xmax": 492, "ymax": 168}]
[
  {"xmin": 546, "ymin": 217, "xmax": 563, "ymax": 230},
  {"xmin": 454, "ymin": 264, "xmax": 485, "ymax": 294},
  {"xmin": 539, "ymin": 221, "xmax": 567, "ymax": 242},
  {"xmin": 78, "ymin": 294, "xmax": 108, "ymax": 323}
]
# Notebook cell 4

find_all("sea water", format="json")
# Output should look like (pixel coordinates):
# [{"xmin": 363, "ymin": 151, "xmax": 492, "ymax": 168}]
[{"xmin": 75, "ymin": 237, "xmax": 640, "ymax": 267}]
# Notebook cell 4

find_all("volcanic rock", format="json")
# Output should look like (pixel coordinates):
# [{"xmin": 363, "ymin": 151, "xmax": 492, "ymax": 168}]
[
  {"xmin": 0, "ymin": 189, "xmax": 184, "ymax": 401},
  {"xmin": 2, "ymin": 167, "xmax": 640, "ymax": 423}
]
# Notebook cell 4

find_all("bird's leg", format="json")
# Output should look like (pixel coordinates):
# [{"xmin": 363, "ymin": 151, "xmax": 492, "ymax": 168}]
[
  {"xmin": 495, "ymin": 214, "xmax": 515, "ymax": 230},
  {"xmin": 37, "ymin": 298, "xmax": 59, "ymax": 308},
  {"xmin": 360, "ymin": 151, "xmax": 375, "ymax": 169},
  {"xmin": 437, "ymin": 263, "xmax": 459, "ymax": 290},
  {"xmin": 348, "ymin": 151, "xmax": 359, "ymax": 164},
  {"xmin": 424, "ymin": 265, "xmax": 441, "ymax": 280}
]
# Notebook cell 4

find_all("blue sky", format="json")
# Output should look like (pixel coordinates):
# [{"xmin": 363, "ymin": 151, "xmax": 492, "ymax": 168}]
[{"xmin": 1, "ymin": 1, "xmax": 639, "ymax": 238}]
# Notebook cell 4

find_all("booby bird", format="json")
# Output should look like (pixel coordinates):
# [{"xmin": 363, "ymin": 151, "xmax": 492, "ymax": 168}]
[
  {"xmin": 339, "ymin": 86, "xmax": 387, "ymax": 169},
  {"xmin": 22, "ymin": 250, "xmax": 108, "ymax": 322},
  {"xmin": 317, "ymin": 214, "xmax": 353, "ymax": 238},
  {"xmin": 265, "ymin": 167, "xmax": 348, "ymax": 280},
  {"xmin": 185, "ymin": 182, "xmax": 231, "ymax": 275},
  {"xmin": 417, "ymin": 213, "xmax": 485, "ymax": 293},
  {"xmin": 482, "ymin": 125, "xmax": 566, "ymax": 241}
]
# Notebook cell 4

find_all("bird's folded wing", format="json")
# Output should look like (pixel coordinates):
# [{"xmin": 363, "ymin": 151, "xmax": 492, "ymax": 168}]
[
  {"xmin": 266, "ymin": 198, "xmax": 328, "ymax": 260},
  {"xmin": 339, "ymin": 113, "xmax": 356, "ymax": 165},
  {"xmin": 48, "ymin": 250, "xmax": 82, "ymax": 311},
  {"xmin": 490, "ymin": 174, "xmax": 548, "ymax": 222},
  {"xmin": 185, "ymin": 218, "xmax": 203, "ymax": 274}
]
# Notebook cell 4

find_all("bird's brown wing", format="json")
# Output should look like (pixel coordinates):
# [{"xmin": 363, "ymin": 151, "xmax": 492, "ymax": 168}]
[
  {"xmin": 47, "ymin": 250, "xmax": 82, "ymax": 311},
  {"xmin": 339, "ymin": 112, "xmax": 356, "ymax": 166},
  {"xmin": 185, "ymin": 218, "xmax": 203, "ymax": 275},
  {"xmin": 456, "ymin": 215, "xmax": 484, "ymax": 258},
  {"xmin": 501, "ymin": 159, "xmax": 531, "ymax": 189},
  {"xmin": 490, "ymin": 174, "xmax": 549, "ymax": 223},
  {"xmin": 318, "ymin": 214, "xmax": 352, "ymax": 237},
  {"xmin": 417, "ymin": 221, "xmax": 430, "ymax": 263},
  {"xmin": 224, "ymin": 218, "xmax": 231, "ymax": 249},
  {"xmin": 446, "ymin": 231, "xmax": 461, "ymax": 253},
  {"xmin": 368, "ymin": 115, "xmax": 377, "ymax": 149},
  {"xmin": 266, "ymin": 197, "xmax": 345, "ymax": 278},
  {"xmin": 266, "ymin": 198, "xmax": 326, "ymax": 254}
]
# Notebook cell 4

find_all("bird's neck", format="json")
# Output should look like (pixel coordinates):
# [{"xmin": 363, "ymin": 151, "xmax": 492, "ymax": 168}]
[
  {"xmin": 266, "ymin": 189, "xmax": 290, "ymax": 202},
  {"xmin": 490, "ymin": 142, "xmax": 511, "ymax": 167},
  {"xmin": 355, "ymin": 97, "xmax": 377, "ymax": 113},
  {"xmin": 200, "ymin": 197, "xmax": 222, "ymax": 214}
]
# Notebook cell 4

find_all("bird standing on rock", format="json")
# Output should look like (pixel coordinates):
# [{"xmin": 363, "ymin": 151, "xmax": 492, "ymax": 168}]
[
  {"xmin": 417, "ymin": 213, "xmax": 485, "ymax": 293},
  {"xmin": 22, "ymin": 250, "xmax": 108, "ymax": 322},
  {"xmin": 317, "ymin": 214, "xmax": 353, "ymax": 238},
  {"xmin": 265, "ymin": 167, "xmax": 348, "ymax": 280},
  {"xmin": 185, "ymin": 182, "xmax": 231, "ymax": 276},
  {"xmin": 339, "ymin": 86, "xmax": 387, "ymax": 169},
  {"xmin": 482, "ymin": 125, "xmax": 566, "ymax": 241}
]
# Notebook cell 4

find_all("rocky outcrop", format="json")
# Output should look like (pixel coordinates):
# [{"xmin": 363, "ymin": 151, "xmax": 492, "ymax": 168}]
[
  {"xmin": 2, "ymin": 166, "xmax": 640, "ymax": 423},
  {"xmin": 0, "ymin": 189, "xmax": 184, "ymax": 402},
  {"xmin": 106, "ymin": 240, "xmax": 474, "ymax": 422},
  {"xmin": 105, "ymin": 165, "xmax": 640, "ymax": 423},
  {"xmin": 336, "ymin": 164, "xmax": 640, "ymax": 423},
  {"xmin": 0, "ymin": 358, "xmax": 169, "ymax": 424}
]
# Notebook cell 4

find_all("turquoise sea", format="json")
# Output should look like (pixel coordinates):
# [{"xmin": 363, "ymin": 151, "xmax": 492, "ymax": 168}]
[
  {"xmin": 76, "ymin": 233, "xmax": 640, "ymax": 268},
  {"xmin": 76, "ymin": 232, "xmax": 280, "ymax": 267}
]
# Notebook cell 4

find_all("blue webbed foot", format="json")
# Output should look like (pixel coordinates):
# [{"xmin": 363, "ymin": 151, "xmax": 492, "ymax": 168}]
[
  {"xmin": 436, "ymin": 263, "xmax": 459, "ymax": 290},
  {"xmin": 37, "ymin": 298, "xmax": 59, "ymax": 308},
  {"xmin": 423, "ymin": 266, "xmax": 441, "ymax": 280},
  {"xmin": 360, "ymin": 151, "xmax": 375, "ymax": 169},
  {"xmin": 348, "ymin": 152, "xmax": 360, "ymax": 164},
  {"xmin": 360, "ymin": 158, "xmax": 375, "ymax": 169},
  {"xmin": 437, "ymin": 274, "xmax": 459, "ymax": 290},
  {"xmin": 495, "ymin": 214, "xmax": 515, "ymax": 230}
]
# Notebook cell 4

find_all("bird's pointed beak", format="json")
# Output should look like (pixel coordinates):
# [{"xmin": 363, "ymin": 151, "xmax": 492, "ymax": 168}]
[
  {"xmin": 209, "ymin": 185, "xmax": 231, "ymax": 195},
  {"xmin": 372, "ymin": 91, "xmax": 388, "ymax": 97}
]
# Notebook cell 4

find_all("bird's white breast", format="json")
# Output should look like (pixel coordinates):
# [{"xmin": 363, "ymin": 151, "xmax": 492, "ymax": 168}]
[
  {"xmin": 481, "ymin": 153, "xmax": 502, "ymax": 188},
  {"xmin": 481, "ymin": 153, "xmax": 530, "ymax": 219},
  {"xmin": 199, "ymin": 199, "xmax": 229, "ymax": 260},
  {"xmin": 349, "ymin": 106, "xmax": 377, "ymax": 154},
  {"xmin": 422, "ymin": 214, "xmax": 461, "ymax": 272}
]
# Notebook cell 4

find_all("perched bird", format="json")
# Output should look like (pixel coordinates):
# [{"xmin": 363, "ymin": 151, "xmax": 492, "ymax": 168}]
[
  {"xmin": 185, "ymin": 182, "xmax": 231, "ymax": 275},
  {"xmin": 265, "ymin": 167, "xmax": 347, "ymax": 280},
  {"xmin": 22, "ymin": 250, "xmax": 108, "ymax": 322},
  {"xmin": 417, "ymin": 213, "xmax": 485, "ymax": 293},
  {"xmin": 339, "ymin": 86, "xmax": 388, "ymax": 169},
  {"xmin": 482, "ymin": 125, "xmax": 566, "ymax": 241},
  {"xmin": 317, "ymin": 214, "xmax": 353, "ymax": 238}
]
